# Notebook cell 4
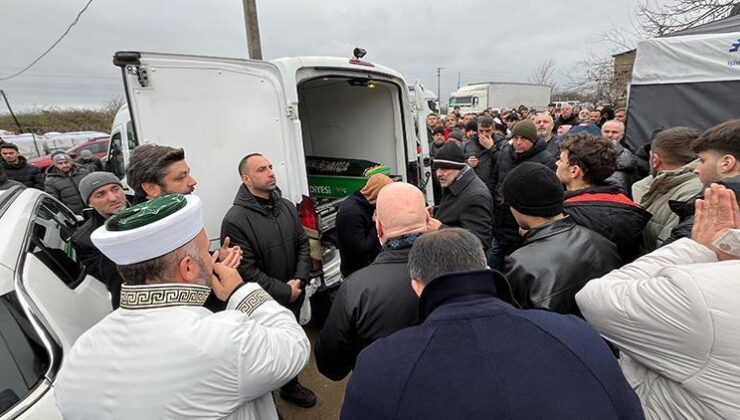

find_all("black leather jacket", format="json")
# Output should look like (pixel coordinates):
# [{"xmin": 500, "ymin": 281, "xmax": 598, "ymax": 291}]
[{"xmin": 502, "ymin": 217, "xmax": 622, "ymax": 316}]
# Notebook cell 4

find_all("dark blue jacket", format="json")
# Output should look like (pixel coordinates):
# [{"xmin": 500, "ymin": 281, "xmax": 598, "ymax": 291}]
[
  {"xmin": 342, "ymin": 270, "xmax": 644, "ymax": 420},
  {"xmin": 336, "ymin": 190, "xmax": 381, "ymax": 277}
]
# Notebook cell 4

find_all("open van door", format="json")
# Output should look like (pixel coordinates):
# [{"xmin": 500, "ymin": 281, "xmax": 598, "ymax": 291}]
[
  {"xmin": 409, "ymin": 81, "xmax": 434, "ymax": 202},
  {"xmin": 113, "ymin": 51, "xmax": 300, "ymax": 246}
]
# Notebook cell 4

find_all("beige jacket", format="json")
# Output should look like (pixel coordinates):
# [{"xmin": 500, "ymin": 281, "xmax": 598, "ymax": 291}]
[
  {"xmin": 632, "ymin": 161, "xmax": 702, "ymax": 253},
  {"xmin": 576, "ymin": 238, "xmax": 740, "ymax": 420}
]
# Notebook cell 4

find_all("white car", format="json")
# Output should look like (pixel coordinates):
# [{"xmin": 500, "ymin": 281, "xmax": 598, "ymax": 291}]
[{"xmin": 0, "ymin": 186, "xmax": 112, "ymax": 419}]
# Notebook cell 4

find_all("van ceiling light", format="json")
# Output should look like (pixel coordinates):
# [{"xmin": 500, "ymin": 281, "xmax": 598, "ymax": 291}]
[
  {"xmin": 348, "ymin": 78, "xmax": 369, "ymax": 87},
  {"xmin": 367, "ymin": 82, "xmax": 376, "ymax": 89}
]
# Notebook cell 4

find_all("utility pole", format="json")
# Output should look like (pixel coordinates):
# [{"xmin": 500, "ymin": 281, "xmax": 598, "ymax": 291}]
[
  {"xmin": 1, "ymin": 90, "xmax": 23, "ymax": 132},
  {"xmin": 435, "ymin": 67, "xmax": 443, "ymax": 100},
  {"xmin": 243, "ymin": 0, "xmax": 263, "ymax": 60},
  {"xmin": 457, "ymin": 72, "xmax": 461, "ymax": 89}
]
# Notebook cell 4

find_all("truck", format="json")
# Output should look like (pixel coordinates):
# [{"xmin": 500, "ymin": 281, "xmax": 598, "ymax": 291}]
[
  {"xmin": 448, "ymin": 82, "xmax": 552, "ymax": 114},
  {"xmin": 106, "ymin": 50, "xmax": 433, "ymax": 293}
]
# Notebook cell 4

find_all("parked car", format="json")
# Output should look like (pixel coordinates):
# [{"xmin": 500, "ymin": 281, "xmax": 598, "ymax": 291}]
[
  {"xmin": 28, "ymin": 137, "xmax": 110, "ymax": 171},
  {"xmin": 0, "ymin": 185, "xmax": 112, "ymax": 419}
]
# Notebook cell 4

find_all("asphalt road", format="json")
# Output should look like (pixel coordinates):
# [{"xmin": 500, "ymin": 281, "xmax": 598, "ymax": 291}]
[{"xmin": 274, "ymin": 326, "xmax": 349, "ymax": 420}]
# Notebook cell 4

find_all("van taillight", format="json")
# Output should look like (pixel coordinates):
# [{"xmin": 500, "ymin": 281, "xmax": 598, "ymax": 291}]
[{"xmin": 299, "ymin": 195, "xmax": 318, "ymax": 231}]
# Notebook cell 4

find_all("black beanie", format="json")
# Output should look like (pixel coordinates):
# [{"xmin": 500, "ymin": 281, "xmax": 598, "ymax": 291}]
[
  {"xmin": 465, "ymin": 120, "xmax": 478, "ymax": 131},
  {"xmin": 502, "ymin": 162, "xmax": 564, "ymax": 217},
  {"xmin": 433, "ymin": 142, "xmax": 466, "ymax": 170}
]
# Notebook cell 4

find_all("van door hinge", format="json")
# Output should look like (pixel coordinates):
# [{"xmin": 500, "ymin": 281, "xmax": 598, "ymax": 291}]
[
  {"xmin": 286, "ymin": 105, "xmax": 298, "ymax": 120},
  {"xmin": 126, "ymin": 65, "xmax": 150, "ymax": 88}
]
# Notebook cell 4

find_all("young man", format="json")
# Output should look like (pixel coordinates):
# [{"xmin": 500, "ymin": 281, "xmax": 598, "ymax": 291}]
[
  {"xmin": 55, "ymin": 194, "xmax": 309, "ymax": 420},
  {"xmin": 220, "ymin": 153, "xmax": 316, "ymax": 408},
  {"xmin": 463, "ymin": 116, "xmax": 501, "ymax": 196},
  {"xmin": 557, "ymin": 133, "xmax": 651, "ymax": 263},
  {"xmin": 501, "ymin": 162, "xmax": 622, "ymax": 315},
  {"xmin": 577, "ymin": 183, "xmax": 740, "ymax": 420},
  {"xmin": 1, "ymin": 142, "xmax": 44, "ymax": 189},
  {"xmin": 632, "ymin": 127, "xmax": 703, "ymax": 253},
  {"xmin": 342, "ymin": 228, "xmax": 644, "ymax": 420},
  {"xmin": 126, "ymin": 144, "xmax": 198, "ymax": 202},
  {"xmin": 316, "ymin": 182, "xmax": 428, "ymax": 380},
  {"xmin": 44, "ymin": 153, "xmax": 89, "ymax": 214}
]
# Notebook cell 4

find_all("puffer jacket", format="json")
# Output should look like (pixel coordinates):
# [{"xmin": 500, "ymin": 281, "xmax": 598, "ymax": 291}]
[
  {"xmin": 218, "ymin": 185, "xmax": 311, "ymax": 311},
  {"xmin": 632, "ymin": 161, "xmax": 702, "ymax": 253},
  {"xmin": 502, "ymin": 216, "xmax": 621, "ymax": 316},
  {"xmin": 44, "ymin": 164, "xmax": 89, "ymax": 214},
  {"xmin": 576, "ymin": 238, "xmax": 740, "ymax": 420},
  {"xmin": 564, "ymin": 185, "xmax": 651, "ymax": 263},
  {"xmin": 0, "ymin": 170, "xmax": 23, "ymax": 190},
  {"xmin": 2, "ymin": 155, "xmax": 44, "ymax": 189},
  {"xmin": 493, "ymin": 140, "xmax": 556, "ymax": 253},
  {"xmin": 665, "ymin": 175, "xmax": 740, "ymax": 245}
]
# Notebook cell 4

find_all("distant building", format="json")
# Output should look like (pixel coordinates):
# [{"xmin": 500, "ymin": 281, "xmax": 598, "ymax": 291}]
[{"xmin": 612, "ymin": 50, "xmax": 636, "ymax": 108}]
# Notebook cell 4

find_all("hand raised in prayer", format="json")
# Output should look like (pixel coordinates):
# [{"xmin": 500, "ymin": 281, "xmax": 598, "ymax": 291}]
[
  {"xmin": 692, "ymin": 183, "xmax": 740, "ymax": 260},
  {"xmin": 210, "ymin": 259, "xmax": 244, "ymax": 301},
  {"xmin": 216, "ymin": 237, "xmax": 242, "ymax": 269}
]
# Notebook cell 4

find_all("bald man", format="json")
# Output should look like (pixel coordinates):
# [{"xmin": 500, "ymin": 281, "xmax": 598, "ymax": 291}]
[{"xmin": 315, "ymin": 182, "xmax": 429, "ymax": 381}]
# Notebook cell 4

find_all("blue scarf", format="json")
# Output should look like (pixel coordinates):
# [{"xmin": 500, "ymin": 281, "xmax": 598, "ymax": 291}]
[{"xmin": 382, "ymin": 232, "xmax": 423, "ymax": 251}]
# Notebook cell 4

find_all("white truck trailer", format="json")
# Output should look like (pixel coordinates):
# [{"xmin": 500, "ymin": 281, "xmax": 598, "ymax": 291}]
[{"xmin": 449, "ymin": 82, "xmax": 552, "ymax": 114}]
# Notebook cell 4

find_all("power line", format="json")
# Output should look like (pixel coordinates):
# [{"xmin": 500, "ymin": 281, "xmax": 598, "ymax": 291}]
[{"xmin": 0, "ymin": 0, "xmax": 95, "ymax": 82}]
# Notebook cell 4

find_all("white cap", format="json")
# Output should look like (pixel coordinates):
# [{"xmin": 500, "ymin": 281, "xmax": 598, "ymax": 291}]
[{"xmin": 91, "ymin": 194, "xmax": 203, "ymax": 265}]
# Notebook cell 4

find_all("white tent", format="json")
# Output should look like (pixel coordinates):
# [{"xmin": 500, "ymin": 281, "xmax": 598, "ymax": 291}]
[{"xmin": 625, "ymin": 15, "xmax": 740, "ymax": 149}]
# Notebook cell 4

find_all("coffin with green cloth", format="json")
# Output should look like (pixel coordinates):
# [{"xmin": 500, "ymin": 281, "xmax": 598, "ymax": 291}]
[{"xmin": 305, "ymin": 156, "xmax": 399, "ymax": 199}]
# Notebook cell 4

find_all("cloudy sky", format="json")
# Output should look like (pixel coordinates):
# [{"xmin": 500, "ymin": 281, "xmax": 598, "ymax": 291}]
[{"xmin": 1, "ymin": 0, "xmax": 642, "ymax": 111}]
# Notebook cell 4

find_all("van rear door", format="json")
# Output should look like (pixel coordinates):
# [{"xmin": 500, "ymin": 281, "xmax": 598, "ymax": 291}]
[
  {"xmin": 113, "ymin": 51, "xmax": 298, "ymax": 244},
  {"xmin": 409, "ymin": 81, "xmax": 434, "ymax": 200}
]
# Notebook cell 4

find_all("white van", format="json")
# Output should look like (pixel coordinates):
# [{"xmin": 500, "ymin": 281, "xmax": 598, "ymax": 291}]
[{"xmin": 107, "ymin": 51, "xmax": 433, "ymax": 290}]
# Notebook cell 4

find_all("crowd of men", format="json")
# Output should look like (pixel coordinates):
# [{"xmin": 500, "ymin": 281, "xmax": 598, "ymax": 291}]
[{"xmin": 1, "ymin": 105, "xmax": 739, "ymax": 419}]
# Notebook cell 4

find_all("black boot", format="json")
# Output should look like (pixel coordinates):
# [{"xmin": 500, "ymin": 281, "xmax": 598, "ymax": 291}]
[{"xmin": 279, "ymin": 379, "xmax": 317, "ymax": 408}]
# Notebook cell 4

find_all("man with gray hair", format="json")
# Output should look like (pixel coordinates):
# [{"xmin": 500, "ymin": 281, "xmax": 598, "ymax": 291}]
[
  {"xmin": 534, "ymin": 112, "xmax": 559, "ymax": 157},
  {"xmin": 342, "ymin": 228, "xmax": 644, "ymax": 420},
  {"xmin": 315, "ymin": 182, "xmax": 428, "ymax": 380},
  {"xmin": 603, "ymin": 120, "xmax": 642, "ymax": 196}
]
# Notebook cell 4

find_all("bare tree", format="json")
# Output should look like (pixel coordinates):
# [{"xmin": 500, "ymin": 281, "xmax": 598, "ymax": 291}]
[
  {"xmin": 637, "ymin": 0, "xmax": 740, "ymax": 36},
  {"xmin": 528, "ymin": 58, "xmax": 557, "ymax": 87}
]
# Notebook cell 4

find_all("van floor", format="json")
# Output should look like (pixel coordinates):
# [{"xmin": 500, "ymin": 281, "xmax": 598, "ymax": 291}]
[{"xmin": 274, "ymin": 326, "xmax": 348, "ymax": 419}]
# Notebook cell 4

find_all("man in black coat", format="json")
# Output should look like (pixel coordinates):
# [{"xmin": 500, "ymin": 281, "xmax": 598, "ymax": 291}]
[
  {"xmin": 557, "ymin": 133, "xmax": 651, "ymax": 263},
  {"xmin": 491, "ymin": 119, "xmax": 556, "ymax": 267},
  {"xmin": 342, "ymin": 228, "xmax": 644, "ymax": 420},
  {"xmin": 44, "ymin": 153, "xmax": 89, "ymax": 214},
  {"xmin": 70, "ymin": 172, "xmax": 128, "ymax": 308},
  {"xmin": 1, "ymin": 142, "xmax": 44, "ymax": 189},
  {"xmin": 501, "ymin": 162, "xmax": 622, "ymax": 316},
  {"xmin": 220, "ymin": 152, "xmax": 315, "ymax": 408},
  {"xmin": 335, "ymin": 174, "xmax": 392, "ymax": 277},
  {"xmin": 429, "ymin": 142, "xmax": 493, "ymax": 255},
  {"xmin": 602, "ymin": 120, "xmax": 642, "ymax": 196},
  {"xmin": 462, "ymin": 116, "xmax": 501, "ymax": 196},
  {"xmin": 0, "ymin": 163, "xmax": 23, "ymax": 190},
  {"xmin": 315, "ymin": 182, "xmax": 428, "ymax": 381}
]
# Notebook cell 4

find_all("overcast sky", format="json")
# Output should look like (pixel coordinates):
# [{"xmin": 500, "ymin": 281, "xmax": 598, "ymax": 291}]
[{"xmin": 1, "ymin": 0, "xmax": 642, "ymax": 111}]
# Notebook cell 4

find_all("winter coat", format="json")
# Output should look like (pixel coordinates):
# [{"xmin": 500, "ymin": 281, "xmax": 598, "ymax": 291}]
[
  {"xmin": 2, "ymin": 155, "xmax": 44, "ymax": 189},
  {"xmin": 577, "ymin": 238, "xmax": 740, "ymax": 420},
  {"xmin": 44, "ymin": 164, "xmax": 89, "ymax": 214},
  {"xmin": 556, "ymin": 112, "xmax": 578, "ymax": 129},
  {"xmin": 342, "ymin": 270, "xmax": 645, "ymax": 420},
  {"xmin": 564, "ymin": 185, "xmax": 652, "ymax": 263},
  {"xmin": 502, "ymin": 216, "xmax": 622, "ymax": 316},
  {"xmin": 606, "ymin": 143, "xmax": 642, "ymax": 197},
  {"xmin": 0, "ymin": 170, "xmax": 23, "ymax": 190},
  {"xmin": 335, "ymin": 190, "xmax": 381, "ymax": 278},
  {"xmin": 665, "ymin": 175, "xmax": 740, "ymax": 245},
  {"xmin": 435, "ymin": 166, "xmax": 493, "ymax": 255},
  {"xmin": 219, "ymin": 185, "xmax": 311, "ymax": 311},
  {"xmin": 70, "ymin": 210, "xmax": 124, "ymax": 308},
  {"xmin": 315, "ymin": 244, "xmax": 419, "ymax": 381},
  {"xmin": 462, "ymin": 134, "xmax": 501, "ymax": 196},
  {"xmin": 77, "ymin": 157, "xmax": 103, "ymax": 173},
  {"xmin": 543, "ymin": 134, "xmax": 561, "ymax": 158},
  {"xmin": 632, "ymin": 161, "xmax": 702, "ymax": 253},
  {"xmin": 430, "ymin": 141, "xmax": 445, "ymax": 204},
  {"xmin": 493, "ymin": 140, "xmax": 556, "ymax": 253}
]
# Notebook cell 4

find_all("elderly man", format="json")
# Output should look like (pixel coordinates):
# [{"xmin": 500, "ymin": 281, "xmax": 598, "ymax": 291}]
[
  {"xmin": 342, "ymin": 228, "xmax": 644, "ymax": 420},
  {"xmin": 556, "ymin": 102, "xmax": 577, "ymax": 129},
  {"xmin": 44, "ymin": 153, "xmax": 89, "ymax": 214},
  {"xmin": 534, "ymin": 112, "xmax": 559, "ymax": 157},
  {"xmin": 316, "ymin": 182, "xmax": 428, "ymax": 380},
  {"xmin": 55, "ymin": 194, "xmax": 310, "ymax": 419},
  {"xmin": 601, "ymin": 120, "xmax": 641, "ymax": 196},
  {"xmin": 429, "ymin": 142, "xmax": 493, "ymax": 255},
  {"xmin": 1, "ymin": 142, "xmax": 44, "ymax": 189},
  {"xmin": 71, "ymin": 172, "xmax": 129, "ymax": 307},
  {"xmin": 577, "ymin": 184, "xmax": 740, "ymax": 419}
]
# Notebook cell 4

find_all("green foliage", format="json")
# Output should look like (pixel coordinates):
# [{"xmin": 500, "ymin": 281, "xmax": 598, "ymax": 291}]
[{"xmin": 0, "ymin": 98, "xmax": 123, "ymax": 134}]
